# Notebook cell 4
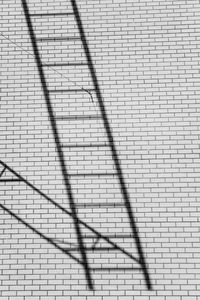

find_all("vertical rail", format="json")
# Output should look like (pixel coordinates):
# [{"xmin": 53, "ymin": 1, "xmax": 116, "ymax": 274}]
[
  {"xmin": 70, "ymin": 0, "xmax": 152, "ymax": 290},
  {"xmin": 21, "ymin": 0, "xmax": 93, "ymax": 290}
]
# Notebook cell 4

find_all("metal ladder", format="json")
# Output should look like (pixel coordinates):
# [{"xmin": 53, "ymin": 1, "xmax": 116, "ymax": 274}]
[{"xmin": 18, "ymin": 0, "xmax": 152, "ymax": 290}]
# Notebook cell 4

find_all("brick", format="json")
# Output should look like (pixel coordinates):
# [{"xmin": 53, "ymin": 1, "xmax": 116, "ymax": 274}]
[{"xmin": 1, "ymin": 0, "xmax": 200, "ymax": 298}]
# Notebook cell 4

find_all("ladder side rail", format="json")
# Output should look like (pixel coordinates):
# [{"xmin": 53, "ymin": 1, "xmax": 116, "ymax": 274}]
[
  {"xmin": 69, "ymin": 0, "xmax": 152, "ymax": 290},
  {"xmin": 21, "ymin": 0, "xmax": 93, "ymax": 290}
]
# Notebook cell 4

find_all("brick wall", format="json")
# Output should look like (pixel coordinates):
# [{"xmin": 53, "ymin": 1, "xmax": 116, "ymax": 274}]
[{"xmin": 1, "ymin": 0, "xmax": 200, "ymax": 298}]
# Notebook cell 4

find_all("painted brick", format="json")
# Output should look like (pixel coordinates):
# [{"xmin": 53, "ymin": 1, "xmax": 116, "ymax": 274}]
[{"xmin": 1, "ymin": 0, "xmax": 200, "ymax": 299}]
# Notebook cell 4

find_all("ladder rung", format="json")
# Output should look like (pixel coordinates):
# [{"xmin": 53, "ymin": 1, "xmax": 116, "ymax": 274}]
[
  {"xmin": 0, "ymin": 179, "xmax": 21, "ymax": 182},
  {"xmin": 30, "ymin": 12, "xmax": 74, "ymax": 17},
  {"xmin": 83, "ymin": 234, "xmax": 133, "ymax": 239},
  {"xmin": 76, "ymin": 202, "xmax": 124, "ymax": 208},
  {"xmin": 43, "ymin": 63, "xmax": 87, "ymax": 67},
  {"xmin": 92, "ymin": 267, "xmax": 141, "ymax": 271},
  {"xmin": 49, "ymin": 88, "xmax": 95, "ymax": 93},
  {"xmin": 62, "ymin": 143, "xmax": 108, "ymax": 148},
  {"xmin": 69, "ymin": 173, "xmax": 117, "ymax": 177},
  {"xmin": 56, "ymin": 115, "xmax": 101, "ymax": 121},
  {"xmin": 37, "ymin": 36, "xmax": 80, "ymax": 42},
  {"xmin": 63, "ymin": 246, "xmax": 125, "ymax": 252}
]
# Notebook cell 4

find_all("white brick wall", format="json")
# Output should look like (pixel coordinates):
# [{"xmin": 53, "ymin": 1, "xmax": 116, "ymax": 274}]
[{"xmin": 1, "ymin": 0, "xmax": 200, "ymax": 298}]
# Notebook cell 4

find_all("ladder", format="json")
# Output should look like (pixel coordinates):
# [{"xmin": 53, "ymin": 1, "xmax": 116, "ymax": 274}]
[{"xmin": 18, "ymin": 0, "xmax": 152, "ymax": 290}]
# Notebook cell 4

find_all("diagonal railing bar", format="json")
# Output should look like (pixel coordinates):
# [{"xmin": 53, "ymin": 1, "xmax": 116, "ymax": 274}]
[
  {"xmin": 0, "ymin": 202, "xmax": 82, "ymax": 264},
  {"xmin": 0, "ymin": 167, "xmax": 6, "ymax": 178},
  {"xmin": 0, "ymin": 160, "xmax": 140, "ymax": 265},
  {"xmin": 91, "ymin": 236, "xmax": 101, "ymax": 250}
]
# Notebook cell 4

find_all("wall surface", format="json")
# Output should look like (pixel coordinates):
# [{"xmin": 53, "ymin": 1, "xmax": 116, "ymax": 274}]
[{"xmin": 1, "ymin": 0, "xmax": 200, "ymax": 299}]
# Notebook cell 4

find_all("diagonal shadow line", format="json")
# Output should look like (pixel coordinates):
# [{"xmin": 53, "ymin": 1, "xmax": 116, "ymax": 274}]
[
  {"xmin": 0, "ymin": 167, "xmax": 6, "ymax": 178},
  {"xmin": 0, "ymin": 160, "xmax": 140, "ymax": 265},
  {"xmin": 0, "ymin": 202, "xmax": 82, "ymax": 265}
]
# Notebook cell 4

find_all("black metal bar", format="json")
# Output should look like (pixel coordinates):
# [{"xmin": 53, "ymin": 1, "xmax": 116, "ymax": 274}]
[
  {"xmin": 21, "ymin": 0, "xmax": 94, "ymax": 290},
  {"xmin": 70, "ymin": 0, "xmax": 152, "ymax": 290}
]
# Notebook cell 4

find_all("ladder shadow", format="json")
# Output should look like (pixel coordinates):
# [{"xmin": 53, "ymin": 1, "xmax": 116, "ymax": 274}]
[
  {"xmin": 0, "ymin": 160, "xmax": 143, "ymax": 286},
  {"xmin": 18, "ymin": 0, "xmax": 152, "ymax": 290}
]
